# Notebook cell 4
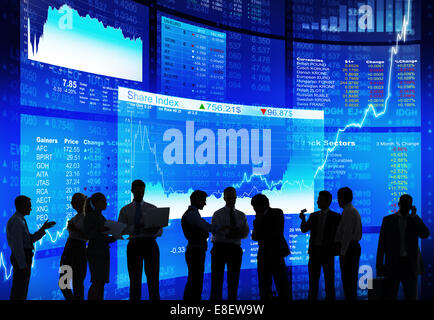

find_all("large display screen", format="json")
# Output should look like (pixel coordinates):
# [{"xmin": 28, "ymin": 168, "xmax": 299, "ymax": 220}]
[
  {"xmin": 292, "ymin": 0, "xmax": 420, "ymax": 42},
  {"xmin": 20, "ymin": 0, "xmax": 149, "ymax": 114},
  {"xmin": 0, "ymin": 0, "xmax": 430, "ymax": 300},
  {"xmin": 157, "ymin": 13, "xmax": 285, "ymax": 106},
  {"xmin": 157, "ymin": 0, "xmax": 285, "ymax": 36}
]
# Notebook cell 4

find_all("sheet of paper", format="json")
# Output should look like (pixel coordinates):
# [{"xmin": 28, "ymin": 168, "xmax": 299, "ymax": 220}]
[{"xmin": 103, "ymin": 220, "xmax": 127, "ymax": 240}]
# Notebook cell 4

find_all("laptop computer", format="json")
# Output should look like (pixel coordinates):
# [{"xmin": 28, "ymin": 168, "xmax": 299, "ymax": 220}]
[{"xmin": 142, "ymin": 207, "xmax": 170, "ymax": 228}]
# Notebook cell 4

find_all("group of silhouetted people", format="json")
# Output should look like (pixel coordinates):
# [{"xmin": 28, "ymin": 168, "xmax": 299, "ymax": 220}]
[{"xmin": 6, "ymin": 181, "xmax": 430, "ymax": 301}]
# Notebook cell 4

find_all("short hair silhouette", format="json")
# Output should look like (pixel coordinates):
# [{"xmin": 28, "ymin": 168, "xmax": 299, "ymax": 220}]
[
  {"xmin": 319, "ymin": 190, "xmax": 333, "ymax": 207},
  {"xmin": 223, "ymin": 186, "xmax": 236, "ymax": 195},
  {"xmin": 15, "ymin": 195, "xmax": 30, "ymax": 211},
  {"xmin": 131, "ymin": 179, "xmax": 146, "ymax": 190},
  {"xmin": 190, "ymin": 190, "xmax": 208, "ymax": 203},
  {"xmin": 71, "ymin": 192, "xmax": 86, "ymax": 203},
  {"xmin": 251, "ymin": 194, "xmax": 269, "ymax": 207},
  {"xmin": 399, "ymin": 194, "xmax": 413, "ymax": 205},
  {"xmin": 337, "ymin": 187, "xmax": 353, "ymax": 203},
  {"xmin": 398, "ymin": 194, "xmax": 413, "ymax": 206}
]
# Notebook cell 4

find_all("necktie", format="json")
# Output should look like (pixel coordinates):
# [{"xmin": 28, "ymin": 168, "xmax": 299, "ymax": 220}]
[
  {"xmin": 318, "ymin": 211, "xmax": 325, "ymax": 242},
  {"xmin": 134, "ymin": 201, "xmax": 142, "ymax": 233},
  {"xmin": 229, "ymin": 208, "xmax": 236, "ymax": 227},
  {"xmin": 22, "ymin": 217, "xmax": 34, "ymax": 249}
]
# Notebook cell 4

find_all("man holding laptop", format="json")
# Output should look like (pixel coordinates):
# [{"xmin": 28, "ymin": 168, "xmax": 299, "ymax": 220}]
[{"xmin": 118, "ymin": 179, "xmax": 169, "ymax": 300}]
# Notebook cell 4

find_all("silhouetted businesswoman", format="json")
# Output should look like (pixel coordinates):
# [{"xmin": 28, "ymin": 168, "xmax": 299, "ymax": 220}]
[
  {"xmin": 210, "ymin": 187, "xmax": 249, "ymax": 300},
  {"xmin": 84, "ymin": 192, "xmax": 115, "ymax": 300},
  {"xmin": 251, "ymin": 194, "xmax": 290, "ymax": 301},
  {"xmin": 300, "ymin": 190, "xmax": 341, "ymax": 300},
  {"xmin": 182, "ymin": 190, "xmax": 222, "ymax": 301},
  {"xmin": 60, "ymin": 192, "xmax": 88, "ymax": 300},
  {"xmin": 119, "ymin": 180, "xmax": 162, "ymax": 300},
  {"xmin": 6, "ymin": 195, "xmax": 56, "ymax": 300},
  {"xmin": 376, "ymin": 194, "xmax": 430, "ymax": 300},
  {"xmin": 335, "ymin": 187, "xmax": 362, "ymax": 300}
]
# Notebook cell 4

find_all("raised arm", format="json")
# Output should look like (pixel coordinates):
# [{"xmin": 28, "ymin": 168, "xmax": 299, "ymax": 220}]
[{"xmin": 300, "ymin": 213, "xmax": 313, "ymax": 233}]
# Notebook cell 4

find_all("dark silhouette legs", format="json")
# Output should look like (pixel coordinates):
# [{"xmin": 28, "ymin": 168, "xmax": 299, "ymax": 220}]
[
  {"xmin": 10, "ymin": 250, "xmax": 33, "ymax": 300},
  {"xmin": 340, "ymin": 241, "xmax": 361, "ymax": 300},
  {"xmin": 184, "ymin": 246, "xmax": 206, "ymax": 301},
  {"xmin": 210, "ymin": 243, "xmax": 242, "ymax": 300},
  {"xmin": 127, "ymin": 238, "xmax": 160, "ymax": 300}
]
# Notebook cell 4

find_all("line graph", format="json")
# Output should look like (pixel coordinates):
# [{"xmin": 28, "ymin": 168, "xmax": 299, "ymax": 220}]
[
  {"xmin": 0, "ymin": 220, "xmax": 68, "ymax": 281},
  {"xmin": 127, "ymin": 114, "xmax": 320, "ymax": 194},
  {"xmin": 116, "ymin": 105, "xmax": 323, "ymax": 220},
  {"xmin": 129, "ymin": 114, "xmax": 316, "ymax": 198},
  {"xmin": 26, "ymin": 3, "xmax": 143, "ymax": 81},
  {"xmin": 314, "ymin": 0, "xmax": 413, "ymax": 179}
]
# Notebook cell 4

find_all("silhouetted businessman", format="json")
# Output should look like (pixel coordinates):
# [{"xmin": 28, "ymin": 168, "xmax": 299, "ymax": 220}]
[
  {"xmin": 182, "ymin": 190, "xmax": 222, "ymax": 301},
  {"xmin": 210, "ymin": 187, "xmax": 249, "ymax": 300},
  {"xmin": 6, "ymin": 195, "xmax": 56, "ymax": 300},
  {"xmin": 376, "ymin": 194, "xmax": 430, "ymax": 300},
  {"xmin": 251, "ymin": 194, "xmax": 290, "ymax": 301},
  {"xmin": 300, "ymin": 190, "xmax": 341, "ymax": 300},
  {"xmin": 118, "ymin": 180, "xmax": 162, "ymax": 300},
  {"xmin": 60, "ymin": 192, "xmax": 88, "ymax": 300},
  {"xmin": 335, "ymin": 187, "xmax": 362, "ymax": 300}
]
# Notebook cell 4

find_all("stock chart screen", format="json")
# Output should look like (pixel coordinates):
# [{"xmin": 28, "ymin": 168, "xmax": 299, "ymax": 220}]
[
  {"xmin": 20, "ymin": 0, "xmax": 149, "ymax": 114},
  {"xmin": 0, "ymin": 0, "xmax": 431, "ymax": 300},
  {"xmin": 115, "ymin": 88, "xmax": 323, "ymax": 298},
  {"xmin": 157, "ymin": 13, "xmax": 285, "ymax": 107},
  {"xmin": 292, "ymin": 0, "xmax": 420, "ymax": 42},
  {"xmin": 157, "ymin": 0, "xmax": 285, "ymax": 36}
]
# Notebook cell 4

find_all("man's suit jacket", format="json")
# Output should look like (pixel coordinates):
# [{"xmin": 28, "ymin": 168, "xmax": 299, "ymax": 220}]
[
  {"xmin": 252, "ymin": 208, "xmax": 290, "ymax": 258},
  {"xmin": 376, "ymin": 213, "xmax": 430, "ymax": 277},
  {"xmin": 300, "ymin": 209, "xmax": 341, "ymax": 256}
]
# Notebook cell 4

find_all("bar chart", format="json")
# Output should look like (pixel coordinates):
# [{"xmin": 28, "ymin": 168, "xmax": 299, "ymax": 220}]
[{"xmin": 293, "ymin": 0, "xmax": 418, "ymax": 42}]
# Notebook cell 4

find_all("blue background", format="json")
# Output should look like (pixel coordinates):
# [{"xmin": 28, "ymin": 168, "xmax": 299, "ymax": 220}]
[{"xmin": 0, "ymin": 0, "xmax": 433, "ymax": 300}]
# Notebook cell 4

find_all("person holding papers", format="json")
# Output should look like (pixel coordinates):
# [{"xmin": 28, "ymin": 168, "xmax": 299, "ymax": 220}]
[
  {"xmin": 84, "ymin": 192, "xmax": 116, "ymax": 300},
  {"xmin": 118, "ymin": 179, "xmax": 162, "ymax": 300}
]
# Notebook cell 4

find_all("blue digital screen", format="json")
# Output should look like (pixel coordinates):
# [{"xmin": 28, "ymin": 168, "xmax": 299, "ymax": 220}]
[
  {"xmin": 157, "ymin": 0, "xmax": 285, "ymax": 36},
  {"xmin": 293, "ymin": 42, "xmax": 420, "ymax": 127},
  {"xmin": 20, "ymin": 0, "xmax": 149, "ymax": 114},
  {"xmin": 157, "ymin": 12, "xmax": 286, "ymax": 107},
  {"xmin": 0, "ymin": 0, "xmax": 431, "ymax": 300},
  {"xmin": 292, "ymin": 0, "xmax": 420, "ymax": 42},
  {"xmin": 115, "ymin": 91, "xmax": 323, "ymax": 296}
]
